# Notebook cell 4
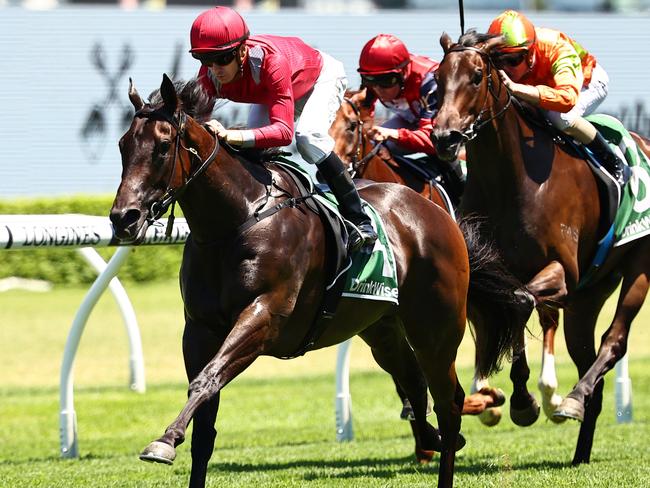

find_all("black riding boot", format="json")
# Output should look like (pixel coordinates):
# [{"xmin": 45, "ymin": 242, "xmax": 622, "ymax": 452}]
[
  {"xmin": 318, "ymin": 152, "xmax": 378, "ymax": 251},
  {"xmin": 586, "ymin": 133, "xmax": 629, "ymax": 186}
]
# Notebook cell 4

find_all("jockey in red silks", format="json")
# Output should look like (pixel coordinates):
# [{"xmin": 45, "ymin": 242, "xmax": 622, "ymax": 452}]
[
  {"xmin": 357, "ymin": 33, "xmax": 465, "ymax": 197},
  {"xmin": 488, "ymin": 10, "xmax": 628, "ymax": 185},
  {"xmin": 190, "ymin": 6, "xmax": 376, "ymax": 250}
]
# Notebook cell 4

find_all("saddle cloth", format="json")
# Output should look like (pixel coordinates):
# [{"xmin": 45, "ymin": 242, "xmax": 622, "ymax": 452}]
[
  {"xmin": 586, "ymin": 114, "xmax": 650, "ymax": 247},
  {"xmin": 276, "ymin": 157, "xmax": 399, "ymax": 305}
]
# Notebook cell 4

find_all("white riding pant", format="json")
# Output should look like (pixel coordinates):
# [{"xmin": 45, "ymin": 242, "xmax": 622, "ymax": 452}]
[
  {"xmin": 247, "ymin": 51, "xmax": 347, "ymax": 165},
  {"xmin": 545, "ymin": 63, "xmax": 609, "ymax": 131}
]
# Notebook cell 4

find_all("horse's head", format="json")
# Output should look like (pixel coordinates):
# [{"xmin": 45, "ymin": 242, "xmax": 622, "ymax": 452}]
[
  {"xmin": 110, "ymin": 74, "xmax": 216, "ymax": 241},
  {"xmin": 431, "ymin": 31, "xmax": 506, "ymax": 161},
  {"xmin": 330, "ymin": 88, "xmax": 374, "ymax": 170}
]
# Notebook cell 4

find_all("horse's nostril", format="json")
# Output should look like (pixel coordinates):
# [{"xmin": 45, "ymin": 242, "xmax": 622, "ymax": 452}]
[{"xmin": 110, "ymin": 208, "xmax": 142, "ymax": 231}]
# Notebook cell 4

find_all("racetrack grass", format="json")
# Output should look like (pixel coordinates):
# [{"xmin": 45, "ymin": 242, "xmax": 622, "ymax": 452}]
[{"xmin": 1, "ymin": 279, "xmax": 649, "ymax": 487}]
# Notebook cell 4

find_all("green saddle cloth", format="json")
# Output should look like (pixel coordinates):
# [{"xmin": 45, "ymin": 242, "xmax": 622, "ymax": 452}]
[
  {"xmin": 587, "ymin": 114, "xmax": 650, "ymax": 247},
  {"xmin": 275, "ymin": 157, "xmax": 399, "ymax": 305}
]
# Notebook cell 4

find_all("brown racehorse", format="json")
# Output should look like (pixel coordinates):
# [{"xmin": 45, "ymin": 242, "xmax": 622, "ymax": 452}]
[
  {"xmin": 331, "ymin": 88, "xmax": 451, "ymax": 209},
  {"xmin": 110, "ymin": 74, "xmax": 524, "ymax": 488},
  {"xmin": 431, "ymin": 31, "xmax": 650, "ymax": 465},
  {"xmin": 331, "ymin": 88, "xmax": 507, "ymax": 421}
]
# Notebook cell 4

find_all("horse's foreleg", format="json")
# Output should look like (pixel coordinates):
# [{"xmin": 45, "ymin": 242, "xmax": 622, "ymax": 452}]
[
  {"xmin": 536, "ymin": 307, "xmax": 564, "ymax": 422},
  {"xmin": 139, "ymin": 301, "xmax": 278, "ymax": 476},
  {"xmin": 181, "ymin": 321, "xmax": 226, "ymax": 488}
]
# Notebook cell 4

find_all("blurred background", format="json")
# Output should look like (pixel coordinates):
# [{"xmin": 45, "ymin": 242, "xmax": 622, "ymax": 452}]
[{"xmin": 0, "ymin": 1, "xmax": 649, "ymax": 197}]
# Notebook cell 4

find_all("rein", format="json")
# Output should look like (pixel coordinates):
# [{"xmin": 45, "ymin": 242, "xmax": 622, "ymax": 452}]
[
  {"xmin": 135, "ymin": 107, "xmax": 220, "ymax": 236},
  {"xmin": 343, "ymin": 97, "xmax": 384, "ymax": 176},
  {"xmin": 444, "ymin": 45, "xmax": 513, "ymax": 142}
]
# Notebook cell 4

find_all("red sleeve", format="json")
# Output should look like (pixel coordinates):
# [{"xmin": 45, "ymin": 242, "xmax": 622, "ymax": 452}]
[
  {"xmin": 250, "ymin": 54, "xmax": 295, "ymax": 147},
  {"xmin": 396, "ymin": 117, "xmax": 437, "ymax": 155}
]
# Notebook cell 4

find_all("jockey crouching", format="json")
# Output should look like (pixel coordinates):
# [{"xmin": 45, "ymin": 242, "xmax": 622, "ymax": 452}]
[
  {"xmin": 357, "ymin": 34, "xmax": 466, "ymax": 200},
  {"xmin": 190, "ymin": 6, "xmax": 377, "ymax": 251},
  {"xmin": 488, "ymin": 10, "xmax": 629, "ymax": 186}
]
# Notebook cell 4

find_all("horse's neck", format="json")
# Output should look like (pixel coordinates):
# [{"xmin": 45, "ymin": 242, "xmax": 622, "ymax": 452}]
[
  {"xmin": 467, "ymin": 106, "xmax": 529, "ymax": 202},
  {"xmin": 180, "ymin": 151, "xmax": 268, "ymax": 243}
]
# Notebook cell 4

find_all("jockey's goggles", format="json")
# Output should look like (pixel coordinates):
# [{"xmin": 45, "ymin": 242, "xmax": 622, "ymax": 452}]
[
  {"xmin": 494, "ymin": 51, "xmax": 527, "ymax": 69},
  {"xmin": 361, "ymin": 73, "xmax": 402, "ymax": 88},
  {"xmin": 192, "ymin": 48, "xmax": 238, "ymax": 67}
]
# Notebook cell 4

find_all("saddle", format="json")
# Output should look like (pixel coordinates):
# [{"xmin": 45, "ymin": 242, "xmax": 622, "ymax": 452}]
[{"xmin": 388, "ymin": 151, "xmax": 460, "ymax": 214}]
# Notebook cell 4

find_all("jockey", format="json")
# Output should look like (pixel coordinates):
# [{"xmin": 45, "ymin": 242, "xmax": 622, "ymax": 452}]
[
  {"xmin": 357, "ymin": 34, "xmax": 465, "ymax": 197},
  {"xmin": 488, "ymin": 10, "xmax": 628, "ymax": 185},
  {"xmin": 190, "ymin": 6, "xmax": 377, "ymax": 250}
]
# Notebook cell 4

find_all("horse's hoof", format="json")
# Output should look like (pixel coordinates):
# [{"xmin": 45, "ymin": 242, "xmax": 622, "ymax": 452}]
[
  {"xmin": 543, "ymin": 393, "xmax": 567, "ymax": 423},
  {"xmin": 553, "ymin": 397, "xmax": 584, "ymax": 423},
  {"xmin": 139, "ymin": 441, "xmax": 176, "ymax": 465},
  {"xmin": 510, "ymin": 400, "xmax": 541, "ymax": 427},
  {"xmin": 490, "ymin": 388, "xmax": 506, "ymax": 407},
  {"xmin": 416, "ymin": 448, "xmax": 435, "ymax": 464},
  {"xmin": 478, "ymin": 407, "xmax": 502, "ymax": 427}
]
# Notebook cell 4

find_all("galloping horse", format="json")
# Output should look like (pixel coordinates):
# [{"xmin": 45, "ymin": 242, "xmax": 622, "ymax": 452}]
[
  {"xmin": 330, "ymin": 88, "xmax": 451, "ymax": 209},
  {"xmin": 431, "ymin": 31, "xmax": 650, "ymax": 465},
  {"xmin": 331, "ymin": 88, "xmax": 507, "ymax": 421},
  {"xmin": 110, "ymin": 74, "xmax": 524, "ymax": 488}
]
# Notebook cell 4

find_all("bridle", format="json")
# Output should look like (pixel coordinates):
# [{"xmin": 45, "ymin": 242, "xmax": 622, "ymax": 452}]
[
  {"xmin": 441, "ymin": 45, "xmax": 513, "ymax": 142},
  {"xmin": 342, "ymin": 97, "xmax": 383, "ymax": 176},
  {"xmin": 134, "ymin": 106, "xmax": 220, "ymax": 234}
]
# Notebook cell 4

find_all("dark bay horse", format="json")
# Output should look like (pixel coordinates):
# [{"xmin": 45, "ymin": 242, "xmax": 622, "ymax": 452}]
[
  {"xmin": 331, "ymin": 88, "xmax": 506, "ymax": 423},
  {"xmin": 110, "ymin": 74, "xmax": 523, "ymax": 488},
  {"xmin": 431, "ymin": 31, "xmax": 650, "ymax": 465}
]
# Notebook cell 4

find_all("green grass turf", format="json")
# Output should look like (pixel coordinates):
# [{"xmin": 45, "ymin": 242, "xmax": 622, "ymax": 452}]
[{"xmin": 0, "ymin": 279, "xmax": 648, "ymax": 487}]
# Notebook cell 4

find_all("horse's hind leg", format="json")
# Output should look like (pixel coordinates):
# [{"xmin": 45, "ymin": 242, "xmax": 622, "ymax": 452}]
[
  {"xmin": 359, "ymin": 317, "xmax": 448, "ymax": 464},
  {"xmin": 537, "ymin": 306, "xmax": 564, "ymax": 422},
  {"xmin": 408, "ymin": 322, "xmax": 464, "ymax": 488},
  {"xmin": 510, "ymin": 261, "xmax": 568, "ymax": 426}
]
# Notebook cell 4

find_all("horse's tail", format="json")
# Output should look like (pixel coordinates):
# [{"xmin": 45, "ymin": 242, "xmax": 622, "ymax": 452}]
[{"xmin": 461, "ymin": 215, "xmax": 531, "ymax": 377}]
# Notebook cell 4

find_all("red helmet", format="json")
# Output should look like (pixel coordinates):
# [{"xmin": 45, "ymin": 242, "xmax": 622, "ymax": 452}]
[
  {"xmin": 358, "ymin": 34, "xmax": 411, "ymax": 75},
  {"xmin": 488, "ymin": 10, "xmax": 536, "ymax": 53},
  {"xmin": 189, "ymin": 6, "xmax": 250, "ymax": 54}
]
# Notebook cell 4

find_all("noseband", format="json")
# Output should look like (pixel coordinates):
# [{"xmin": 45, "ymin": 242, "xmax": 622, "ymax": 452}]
[
  {"xmin": 134, "ymin": 107, "xmax": 220, "ymax": 230},
  {"xmin": 342, "ymin": 97, "xmax": 383, "ymax": 177},
  {"xmin": 442, "ymin": 45, "xmax": 513, "ymax": 142}
]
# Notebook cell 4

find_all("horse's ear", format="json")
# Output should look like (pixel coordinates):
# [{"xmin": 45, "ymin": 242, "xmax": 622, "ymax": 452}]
[
  {"xmin": 128, "ymin": 77, "xmax": 144, "ymax": 110},
  {"xmin": 483, "ymin": 35, "xmax": 505, "ymax": 55},
  {"xmin": 440, "ymin": 32, "xmax": 454, "ymax": 54},
  {"xmin": 160, "ymin": 73, "xmax": 178, "ymax": 113}
]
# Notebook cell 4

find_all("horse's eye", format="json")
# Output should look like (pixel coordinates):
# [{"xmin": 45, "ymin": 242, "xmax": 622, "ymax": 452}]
[
  {"xmin": 159, "ymin": 141, "xmax": 171, "ymax": 154},
  {"xmin": 472, "ymin": 69, "xmax": 483, "ymax": 86},
  {"xmin": 348, "ymin": 122, "xmax": 358, "ymax": 132}
]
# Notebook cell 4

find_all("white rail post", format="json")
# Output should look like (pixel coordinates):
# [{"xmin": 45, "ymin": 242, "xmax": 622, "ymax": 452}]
[
  {"xmin": 60, "ymin": 246, "xmax": 133, "ymax": 458},
  {"xmin": 76, "ymin": 247, "xmax": 145, "ymax": 393},
  {"xmin": 615, "ymin": 353, "xmax": 632, "ymax": 423},
  {"xmin": 335, "ymin": 339, "xmax": 353, "ymax": 442}
]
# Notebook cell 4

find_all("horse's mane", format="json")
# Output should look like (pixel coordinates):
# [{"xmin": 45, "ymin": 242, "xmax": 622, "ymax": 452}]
[
  {"xmin": 148, "ymin": 78, "xmax": 215, "ymax": 123},
  {"xmin": 457, "ymin": 29, "xmax": 501, "ymax": 48},
  {"xmin": 148, "ymin": 78, "xmax": 278, "ymax": 165}
]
